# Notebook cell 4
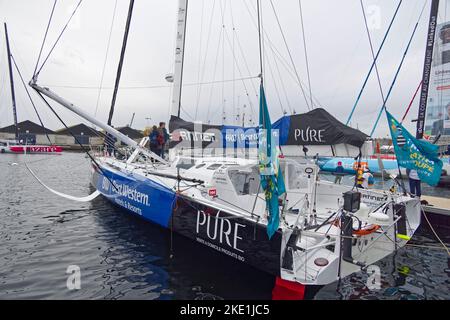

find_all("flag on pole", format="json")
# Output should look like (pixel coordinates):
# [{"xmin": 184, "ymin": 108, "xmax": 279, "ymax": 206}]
[
  {"xmin": 386, "ymin": 110, "xmax": 443, "ymax": 186},
  {"xmin": 258, "ymin": 83, "xmax": 286, "ymax": 239}
]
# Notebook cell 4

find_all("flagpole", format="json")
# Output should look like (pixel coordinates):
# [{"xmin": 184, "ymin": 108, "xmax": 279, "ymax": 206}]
[{"xmin": 257, "ymin": 0, "xmax": 264, "ymax": 86}]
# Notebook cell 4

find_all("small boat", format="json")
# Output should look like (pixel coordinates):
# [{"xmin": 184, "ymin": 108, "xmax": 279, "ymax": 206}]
[{"xmin": 1, "ymin": 24, "xmax": 63, "ymax": 156}]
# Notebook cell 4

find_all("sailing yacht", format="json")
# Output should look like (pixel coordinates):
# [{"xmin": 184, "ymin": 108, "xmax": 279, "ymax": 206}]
[
  {"xmin": 1, "ymin": 23, "xmax": 62, "ymax": 155},
  {"xmin": 28, "ymin": 0, "xmax": 421, "ymax": 298}
]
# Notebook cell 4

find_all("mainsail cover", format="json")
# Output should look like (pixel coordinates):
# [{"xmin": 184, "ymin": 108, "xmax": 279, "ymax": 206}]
[
  {"xmin": 273, "ymin": 108, "xmax": 368, "ymax": 148},
  {"xmin": 169, "ymin": 108, "xmax": 368, "ymax": 149}
]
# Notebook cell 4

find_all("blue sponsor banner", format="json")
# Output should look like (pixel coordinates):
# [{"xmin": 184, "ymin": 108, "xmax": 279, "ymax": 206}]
[{"xmin": 94, "ymin": 166, "xmax": 176, "ymax": 227}]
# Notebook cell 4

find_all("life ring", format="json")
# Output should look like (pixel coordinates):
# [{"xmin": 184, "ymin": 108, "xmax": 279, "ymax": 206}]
[
  {"xmin": 353, "ymin": 224, "xmax": 380, "ymax": 236},
  {"xmin": 331, "ymin": 219, "xmax": 380, "ymax": 236}
]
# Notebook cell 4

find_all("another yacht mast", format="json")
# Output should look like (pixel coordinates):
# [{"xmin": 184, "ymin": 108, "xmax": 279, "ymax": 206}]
[
  {"xmin": 4, "ymin": 23, "xmax": 19, "ymax": 140},
  {"xmin": 416, "ymin": 0, "xmax": 440, "ymax": 139},
  {"xmin": 170, "ymin": 0, "xmax": 189, "ymax": 118}
]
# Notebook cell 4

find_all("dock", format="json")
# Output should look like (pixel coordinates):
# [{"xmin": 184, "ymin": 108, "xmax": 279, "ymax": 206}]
[{"xmin": 421, "ymin": 195, "xmax": 450, "ymax": 231}]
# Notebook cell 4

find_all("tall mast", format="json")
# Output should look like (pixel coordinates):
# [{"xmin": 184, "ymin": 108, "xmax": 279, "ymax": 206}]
[
  {"xmin": 4, "ymin": 23, "xmax": 19, "ymax": 139},
  {"xmin": 257, "ymin": 0, "xmax": 264, "ymax": 85},
  {"xmin": 416, "ymin": 0, "xmax": 440, "ymax": 139},
  {"xmin": 171, "ymin": 0, "xmax": 188, "ymax": 118},
  {"xmin": 107, "ymin": 0, "xmax": 135, "ymax": 126}
]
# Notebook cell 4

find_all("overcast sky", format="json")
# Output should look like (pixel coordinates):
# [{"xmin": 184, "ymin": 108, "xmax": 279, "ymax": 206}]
[{"xmin": 0, "ymin": 0, "xmax": 436, "ymax": 138}]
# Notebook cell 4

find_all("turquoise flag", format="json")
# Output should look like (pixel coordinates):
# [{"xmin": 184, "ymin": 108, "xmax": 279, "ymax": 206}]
[
  {"xmin": 258, "ymin": 83, "xmax": 286, "ymax": 239},
  {"xmin": 386, "ymin": 110, "xmax": 443, "ymax": 186}
]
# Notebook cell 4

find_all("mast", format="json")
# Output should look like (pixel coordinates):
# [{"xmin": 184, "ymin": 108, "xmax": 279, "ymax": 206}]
[
  {"xmin": 4, "ymin": 23, "xmax": 19, "ymax": 140},
  {"xmin": 416, "ymin": 0, "xmax": 440, "ymax": 139},
  {"xmin": 170, "ymin": 0, "xmax": 188, "ymax": 118},
  {"xmin": 107, "ymin": 0, "xmax": 135, "ymax": 126}
]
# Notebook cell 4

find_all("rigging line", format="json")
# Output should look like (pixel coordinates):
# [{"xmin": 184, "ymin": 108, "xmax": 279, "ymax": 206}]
[
  {"xmin": 35, "ymin": 0, "xmax": 84, "ymax": 78},
  {"xmin": 270, "ymin": 42, "xmax": 292, "ymax": 114},
  {"xmin": 298, "ymin": 0, "xmax": 314, "ymax": 109},
  {"xmin": 94, "ymin": 0, "xmax": 118, "ymax": 118},
  {"xmin": 33, "ymin": 90, "xmax": 119, "ymax": 192},
  {"xmin": 41, "ymin": 76, "xmax": 260, "ymax": 89},
  {"xmin": 346, "ymin": 0, "xmax": 403, "ymax": 126},
  {"xmin": 401, "ymin": 80, "xmax": 422, "ymax": 123},
  {"xmin": 370, "ymin": 1, "xmax": 427, "ymax": 137},
  {"xmin": 194, "ymin": 0, "xmax": 205, "ymax": 119},
  {"xmin": 257, "ymin": 0, "xmax": 264, "ymax": 83},
  {"xmin": 206, "ymin": 25, "xmax": 224, "ymax": 124},
  {"xmin": 11, "ymin": 55, "xmax": 52, "ymax": 145},
  {"xmin": 223, "ymin": 27, "xmax": 257, "ymax": 124},
  {"xmin": 233, "ymin": 22, "xmax": 258, "ymax": 113},
  {"xmin": 360, "ymin": 0, "xmax": 386, "ymax": 102},
  {"xmin": 195, "ymin": 0, "xmax": 217, "ymax": 120},
  {"xmin": 221, "ymin": 0, "xmax": 227, "ymax": 124},
  {"xmin": 243, "ymin": 0, "xmax": 323, "ymax": 109},
  {"xmin": 195, "ymin": 0, "xmax": 216, "ymax": 121},
  {"xmin": 231, "ymin": 3, "xmax": 236, "ymax": 125},
  {"xmin": 268, "ymin": 0, "xmax": 311, "ymax": 111},
  {"xmin": 33, "ymin": 0, "xmax": 57, "ymax": 78},
  {"xmin": 107, "ymin": 0, "xmax": 135, "ymax": 126},
  {"xmin": 265, "ymin": 47, "xmax": 286, "ymax": 115}
]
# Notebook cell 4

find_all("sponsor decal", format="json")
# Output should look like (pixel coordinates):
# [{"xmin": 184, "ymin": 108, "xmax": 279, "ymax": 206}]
[
  {"xmin": 294, "ymin": 127, "xmax": 325, "ymax": 143},
  {"xmin": 101, "ymin": 177, "xmax": 149, "ymax": 207},
  {"xmin": 196, "ymin": 210, "xmax": 246, "ymax": 256}
]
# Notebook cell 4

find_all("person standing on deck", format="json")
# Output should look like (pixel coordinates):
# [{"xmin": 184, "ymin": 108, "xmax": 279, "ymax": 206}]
[
  {"xmin": 406, "ymin": 168, "xmax": 421, "ymax": 198},
  {"xmin": 362, "ymin": 168, "xmax": 374, "ymax": 189},
  {"xmin": 159, "ymin": 122, "xmax": 169, "ymax": 159},
  {"xmin": 356, "ymin": 165, "xmax": 364, "ymax": 188},
  {"xmin": 334, "ymin": 161, "xmax": 345, "ymax": 184},
  {"xmin": 105, "ymin": 128, "xmax": 117, "ymax": 157},
  {"xmin": 149, "ymin": 125, "xmax": 161, "ymax": 156}
]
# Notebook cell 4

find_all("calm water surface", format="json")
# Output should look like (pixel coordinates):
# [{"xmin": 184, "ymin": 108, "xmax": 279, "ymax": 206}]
[{"xmin": 0, "ymin": 153, "xmax": 449, "ymax": 300}]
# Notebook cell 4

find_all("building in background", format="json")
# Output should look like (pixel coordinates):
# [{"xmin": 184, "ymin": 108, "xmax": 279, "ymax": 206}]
[{"xmin": 0, "ymin": 120, "xmax": 55, "ymax": 144}]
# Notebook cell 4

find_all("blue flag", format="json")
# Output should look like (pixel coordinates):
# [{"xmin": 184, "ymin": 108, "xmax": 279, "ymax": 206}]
[
  {"xmin": 258, "ymin": 84, "xmax": 286, "ymax": 239},
  {"xmin": 386, "ymin": 110, "xmax": 443, "ymax": 186}
]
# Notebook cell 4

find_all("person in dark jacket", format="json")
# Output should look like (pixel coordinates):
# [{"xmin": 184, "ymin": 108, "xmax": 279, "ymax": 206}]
[
  {"xmin": 105, "ymin": 129, "xmax": 117, "ymax": 157},
  {"xmin": 159, "ymin": 122, "xmax": 170, "ymax": 159},
  {"xmin": 149, "ymin": 125, "xmax": 161, "ymax": 155},
  {"xmin": 334, "ymin": 161, "xmax": 345, "ymax": 184}
]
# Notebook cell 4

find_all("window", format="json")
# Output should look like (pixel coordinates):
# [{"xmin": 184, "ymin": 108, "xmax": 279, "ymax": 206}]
[
  {"xmin": 74, "ymin": 135, "xmax": 89, "ymax": 145},
  {"xmin": 207, "ymin": 164, "xmax": 222, "ymax": 171},
  {"xmin": 195, "ymin": 163, "xmax": 206, "ymax": 169},
  {"xmin": 176, "ymin": 158, "xmax": 195, "ymax": 170},
  {"xmin": 228, "ymin": 166, "xmax": 260, "ymax": 195},
  {"xmin": 286, "ymin": 163, "xmax": 310, "ymax": 190}
]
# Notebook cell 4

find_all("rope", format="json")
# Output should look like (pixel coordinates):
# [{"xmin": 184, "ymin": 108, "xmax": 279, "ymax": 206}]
[
  {"xmin": 360, "ymin": 0, "xmax": 386, "ymax": 103},
  {"xmin": 33, "ymin": 0, "xmax": 57, "ymax": 78},
  {"xmin": 34, "ymin": 0, "xmax": 84, "ymax": 78},
  {"xmin": 33, "ymin": 90, "xmax": 119, "ymax": 193},
  {"xmin": 268, "ymin": 0, "xmax": 311, "ymax": 111},
  {"xmin": 195, "ymin": 0, "xmax": 216, "ymax": 119},
  {"xmin": 370, "ymin": 1, "xmax": 427, "ymax": 137},
  {"xmin": 94, "ymin": 0, "xmax": 118, "ymax": 118},
  {"xmin": 298, "ymin": 0, "xmax": 313, "ymax": 109},
  {"xmin": 25, "ymin": 162, "xmax": 100, "ymax": 202},
  {"xmin": 401, "ymin": 80, "xmax": 422, "ymax": 123},
  {"xmin": 346, "ymin": 0, "xmax": 403, "ymax": 126},
  {"xmin": 421, "ymin": 206, "xmax": 450, "ymax": 256}
]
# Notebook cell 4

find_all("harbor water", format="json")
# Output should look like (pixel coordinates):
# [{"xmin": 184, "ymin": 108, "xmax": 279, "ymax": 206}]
[{"xmin": 0, "ymin": 152, "xmax": 449, "ymax": 300}]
